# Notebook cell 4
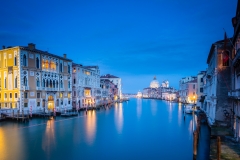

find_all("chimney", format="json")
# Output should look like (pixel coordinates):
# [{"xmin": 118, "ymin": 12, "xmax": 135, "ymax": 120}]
[
  {"xmin": 2, "ymin": 46, "xmax": 5, "ymax": 49},
  {"xmin": 63, "ymin": 54, "xmax": 67, "ymax": 59},
  {"xmin": 28, "ymin": 43, "xmax": 35, "ymax": 50}
]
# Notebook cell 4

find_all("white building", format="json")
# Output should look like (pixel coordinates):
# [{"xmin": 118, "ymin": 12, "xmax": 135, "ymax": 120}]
[
  {"xmin": 196, "ymin": 71, "xmax": 206, "ymax": 107},
  {"xmin": 179, "ymin": 76, "xmax": 197, "ymax": 103},
  {"xmin": 72, "ymin": 64, "xmax": 101, "ymax": 108},
  {"xmin": 100, "ymin": 74, "xmax": 122, "ymax": 99}
]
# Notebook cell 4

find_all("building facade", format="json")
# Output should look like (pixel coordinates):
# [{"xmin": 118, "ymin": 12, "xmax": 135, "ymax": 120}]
[
  {"xmin": 100, "ymin": 74, "xmax": 122, "ymax": 99},
  {"xmin": 179, "ymin": 76, "xmax": 197, "ymax": 103},
  {"xmin": 0, "ymin": 43, "xmax": 72, "ymax": 112},
  {"xmin": 72, "ymin": 64, "xmax": 101, "ymax": 108},
  {"xmin": 203, "ymin": 40, "xmax": 232, "ymax": 126}
]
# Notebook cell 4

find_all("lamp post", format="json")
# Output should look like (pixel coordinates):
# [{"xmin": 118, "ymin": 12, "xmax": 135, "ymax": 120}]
[{"xmin": 193, "ymin": 95, "xmax": 196, "ymax": 105}]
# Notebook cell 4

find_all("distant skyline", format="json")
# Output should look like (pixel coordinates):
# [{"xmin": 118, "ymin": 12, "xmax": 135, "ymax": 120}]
[{"xmin": 0, "ymin": 0, "xmax": 237, "ymax": 93}]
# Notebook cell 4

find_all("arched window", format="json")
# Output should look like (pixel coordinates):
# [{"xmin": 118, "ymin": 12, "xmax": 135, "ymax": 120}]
[
  {"xmin": 36, "ymin": 78, "xmax": 40, "ymax": 87},
  {"xmin": 36, "ymin": 57, "xmax": 40, "ymax": 68},
  {"xmin": 50, "ymin": 80, "xmax": 52, "ymax": 88},
  {"xmin": 68, "ymin": 81, "xmax": 70, "ymax": 88},
  {"xmin": 60, "ymin": 80, "xmax": 63, "ymax": 88},
  {"xmin": 53, "ymin": 80, "xmax": 55, "ymax": 88},
  {"xmin": 4, "ymin": 77, "xmax": 7, "ymax": 88},
  {"xmin": 23, "ymin": 76, "xmax": 27, "ymax": 86},
  {"xmin": 74, "ymin": 78, "xmax": 76, "ymax": 84},
  {"xmin": 14, "ymin": 56, "xmax": 17, "ymax": 66},
  {"xmin": 56, "ymin": 80, "xmax": 58, "ymax": 88},
  {"xmin": 46, "ymin": 80, "xmax": 49, "ymax": 87},
  {"xmin": 15, "ymin": 77, "xmax": 17, "ymax": 88},
  {"xmin": 223, "ymin": 51, "xmax": 229, "ymax": 66},
  {"xmin": 42, "ymin": 79, "xmax": 45, "ymax": 87},
  {"xmin": 68, "ymin": 65, "xmax": 70, "ymax": 73},
  {"xmin": 23, "ymin": 54, "xmax": 27, "ymax": 66}
]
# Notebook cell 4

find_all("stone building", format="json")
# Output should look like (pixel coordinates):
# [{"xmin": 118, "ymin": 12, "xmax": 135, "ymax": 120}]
[
  {"xmin": 100, "ymin": 74, "xmax": 122, "ymax": 99},
  {"xmin": 197, "ymin": 71, "xmax": 206, "ymax": 107},
  {"xmin": 72, "ymin": 64, "xmax": 101, "ymax": 108},
  {"xmin": 203, "ymin": 39, "xmax": 232, "ymax": 126},
  {"xmin": 229, "ymin": 1, "xmax": 240, "ymax": 141},
  {"xmin": 179, "ymin": 76, "xmax": 197, "ymax": 103},
  {"xmin": 0, "ymin": 43, "xmax": 72, "ymax": 112},
  {"xmin": 100, "ymin": 79, "xmax": 118, "ymax": 103}
]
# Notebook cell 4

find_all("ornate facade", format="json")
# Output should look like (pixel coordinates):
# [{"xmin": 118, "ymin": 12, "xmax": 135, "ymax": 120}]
[
  {"xmin": 0, "ymin": 43, "xmax": 72, "ymax": 111},
  {"xmin": 72, "ymin": 64, "xmax": 101, "ymax": 108}
]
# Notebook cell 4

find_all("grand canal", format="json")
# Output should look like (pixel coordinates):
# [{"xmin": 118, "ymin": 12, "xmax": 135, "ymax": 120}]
[{"xmin": 0, "ymin": 98, "xmax": 208, "ymax": 160}]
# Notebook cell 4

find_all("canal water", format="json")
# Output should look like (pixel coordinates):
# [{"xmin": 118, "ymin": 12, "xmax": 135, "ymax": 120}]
[{"xmin": 0, "ymin": 98, "xmax": 206, "ymax": 160}]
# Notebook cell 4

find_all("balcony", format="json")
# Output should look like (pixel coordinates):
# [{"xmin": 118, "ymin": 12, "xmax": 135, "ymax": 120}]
[
  {"xmin": 36, "ymin": 87, "xmax": 42, "ymax": 90},
  {"xmin": 228, "ymin": 89, "xmax": 240, "ymax": 99},
  {"xmin": 22, "ymin": 86, "xmax": 29, "ymax": 90}
]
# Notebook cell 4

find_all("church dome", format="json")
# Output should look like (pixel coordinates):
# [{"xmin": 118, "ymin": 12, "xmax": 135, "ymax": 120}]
[{"xmin": 150, "ymin": 76, "xmax": 160, "ymax": 88}]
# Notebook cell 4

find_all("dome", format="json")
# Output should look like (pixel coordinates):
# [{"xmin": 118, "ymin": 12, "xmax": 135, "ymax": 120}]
[{"xmin": 150, "ymin": 76, "xmax": 160, "ymax": 88}]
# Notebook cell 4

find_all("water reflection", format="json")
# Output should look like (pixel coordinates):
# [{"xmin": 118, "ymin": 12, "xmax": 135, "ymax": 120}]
[
  {"xmin": 178, "ymin": 103, "xmax": 182, "ymax": 126},
  {"xmin": 42, "ymin": 120, "xmax": 56, "ymax": 155},
  {"xmin": 136, "ymin": 98, "xmax": 142, "ymax": 119},
  {"xmin": 150, "ymin": 100, "xmax": 157, "ymax": 116},
  {"xmin": 114, "ymin": 103, "xmax": 123, "ymax": 134},
  {"xmin": 168, "ymin": 102, "xmax": 173, "ymax": 122},
  {"xmin": 85, "ymin": 110, "xmax": 96, "ymax": 145},
  {"xmin": 0, "ymin": 128, "xmax": 7, "ymax": 160}
]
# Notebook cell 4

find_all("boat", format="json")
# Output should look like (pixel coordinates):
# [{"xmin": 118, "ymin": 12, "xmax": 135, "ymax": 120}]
[{"xmin": 184, "ymin": 104, "xmax": 194, "ymax": 114}]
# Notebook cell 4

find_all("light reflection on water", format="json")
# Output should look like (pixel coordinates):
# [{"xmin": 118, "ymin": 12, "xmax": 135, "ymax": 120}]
[
  {"xmin": 85, "ymin": 110, "xmax": 96, "ymax": 145},
  {"xmin": 136, "ymin": 98, "xmax": 142, "ymax": 119},
  {"xmin": 0, "ymin": 99, "xmax": 196, "ymax": 160},
  {"xmin": 114, "ymin": 103, "xmax": 123, "ymax": 134}
]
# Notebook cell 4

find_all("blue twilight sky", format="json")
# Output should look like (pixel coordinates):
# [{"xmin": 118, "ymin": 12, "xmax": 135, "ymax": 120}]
[{"xmin": 0, "ymin": 0, "xmax": 237, "ymax": 93}]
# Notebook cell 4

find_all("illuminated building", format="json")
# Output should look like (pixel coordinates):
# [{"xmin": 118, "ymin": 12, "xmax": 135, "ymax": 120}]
[
  {"xmin": 0, "ymin": 43, "xmax": 72, "ymax": 111},
  {"xmin": 100, "ymin": 79, "xmax": 118, "ymax": 103},
  {"xmin": 100, "ymin": 74, "xmax": 122, "ymax": 99},
  {"xmin": 179, "ymin": 76, "xmax": 197, "ymax": 104},
  {"xmin": 72, "ymin": 64, "xmax": 101, "ymax": 108}
]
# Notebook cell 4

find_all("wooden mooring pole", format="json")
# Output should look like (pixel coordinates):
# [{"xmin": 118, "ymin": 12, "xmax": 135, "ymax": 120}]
[
  {"xmin": 217, "ymin": 136, "xmax": 221, "ymax": 160},
  {"xmin": 193, "ymin": 131, "xmax": 198, "ymax": 159}
]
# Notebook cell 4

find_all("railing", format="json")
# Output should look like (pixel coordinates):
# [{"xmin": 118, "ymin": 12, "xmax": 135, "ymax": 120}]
[
  {"xmin": 36, "ymin": 87, "xmax": 42, "ymax": 90},
  {"xmin": 228, "ymin": 89, "xmax": 240, "ymax": 98}
]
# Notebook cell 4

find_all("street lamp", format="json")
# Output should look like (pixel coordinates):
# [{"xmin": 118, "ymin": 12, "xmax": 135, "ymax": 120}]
[{"xmin": 193, "ymin": 95, "xmax": 196, "ymax": 105}]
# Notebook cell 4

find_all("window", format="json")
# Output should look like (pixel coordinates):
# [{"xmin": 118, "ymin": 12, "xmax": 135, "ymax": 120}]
[
  {"xmin": 223, "ymin": 51, "xmax": 229, "ymax": 66},
  {"xmin": 24, "ymin": 103, "xmax": 28, "ymax": 107},
  {"xmin": 24, "ymin": 92, "xmax": 28, "ymax": 98},
  {"xmin": 36, "ymin": 57, "xmax": 40, "ymax": 68},
  {"xmin": 4, "ymin": 77, "xmax": 7, "ymax": 88},
  {"xmin": 68, "ymin": 101, "xmax": 70, "ymax": 104},
  {"xmin": 68, "ymin": 81, "xmax": 70, "ymax": 88},
  {"xmin": 10, "ymin": 93, "xmax": 12, "ymax": 98},
  {"xmin": 36, "ymin": 78, "xmax": 40, "ymax": 87},
  {"xmin": 23, "ymin": 76, "xmax": 27, "ymax": 86},
  {"xmin": 14, "ymin": 56, "xmax": 17, "ymax": 66},
  {"xmin": 68, "ymin": 65, "xmax": 70, "ymax": 73},
  {"xmin": 15, "ymin": 93, "xmax": 17, "ymax": 98},
  {"xmin": 53, "ymin": 80, "xmax": 55, "ymax": 88},
  {"xmin": 73, "ymin": 68, "xmax": 76, "ymax": 73},
  {"xmin": 60, "ymin": 80, "xmax": 63, "ymax": 88},
  {"xmin": 193, "ymin": 92, "xmax": 195, "ymax": 95},
  {"xmin": 4, "ymin": 93, "xmax": 7, "ymax": 98},
  {"xmin": 193, "ymin": 84, "xmax": 195, "ymax": 89},
  {"xmin": 56, "ymin": 80, "xmax": 58, "ymax": 88},
  {"xmin": 200, "ymin": 78, "xmax": 203, "ymax": 82},
  {"xmin": 23, "ymin": 54, "xmax": 27, "ymax": 66},
  {"xmin": 85, "ymin": 89, "xmax": 91, "ymax": 96},
  {"xmin": 15, "ymin": 77, "xmax": 17, "ymax": 88},
  {"xmin": 4, "ymin": 59, "xmax": 7, "ymax": 67},
  {"xmin": 50, "ymin": 80, "xmax": 52, "ymax": 88},
  {"xmin": 60, "ymin": 63, "xmax": 62, "ymax": 72},
  {"xmin": 5, "ymin": 103, "xmax": 7, "ymax": 108},
  {"xmin": 74, "ymin": 78, "xmax": 76, "ymax": 84},
  {"xmin": 46, "ymin": 80, "xmax": 49, "ymax": 87},
  {"xmin": 74, "ymin": 91, "xmax": 76, "ymax": 96},
  {"xmin": 42, "ymin": 79, "xmax": 45, "ymax": 87},
  {"xmin": 68, "ymin": 93, "xmax": 71, "ymax": 98},
  {"xmin": 37, "ymin": 102, "xmax": 40, "ymax": 107},
  {"xmin": 37, "ymin": 93, "xmax": 40, "ymax": 98},
  {"xmin": 4, "ymin": 78, "xmax": 7, "ymax": 88},
  {"xmin": 60, "ymin": 92, "xmax": 63, "ymax": 98},
  {"xmin": 200, "ymin": 88, "xmax": 203, "ymax": 93}
]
